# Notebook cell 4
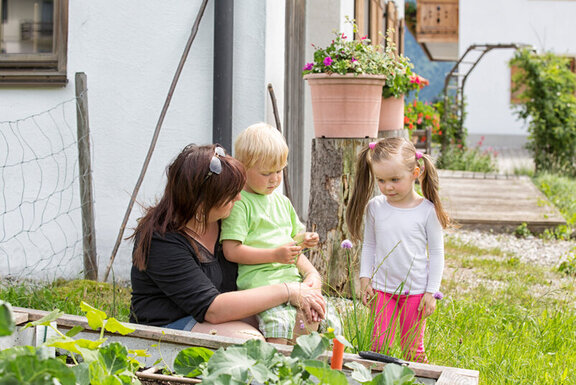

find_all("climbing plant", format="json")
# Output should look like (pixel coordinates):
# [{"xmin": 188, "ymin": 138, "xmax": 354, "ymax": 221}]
[{"xmin": 510, "ymin": 49, "xmax": 576, "ymax": 176}]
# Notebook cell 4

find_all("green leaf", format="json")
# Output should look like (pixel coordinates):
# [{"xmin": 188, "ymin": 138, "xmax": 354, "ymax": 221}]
[
  {"xmin": 0, "ymin": 301, "xmax": 15, "ymax": 336},
  {"xmin": 103, "ymin": 317, "xmax": 135, "ymax": 335},
  {"xmin": 65, "ymin": 325, "xmax": 84, "ymax": 337},
  {"xmin": 346, "ymin": 361, "xmax": 374, "ymax": 383},
  {"xmin": 304, "ymin": 359, "xmax": 348, "ymax": 385},
  {"xmin": 173, "ymin": 347, "xmax": 213, "ymax": 378},
  {"xmin": 243, "ymin": 338, "xmax": 278, "ymax": 363},
  {"xmin": 201, "ymin": 373, "xmax": 246, "ymax": 385},
  {"xmin": 71, "ymin": 362, "xmax": 91, "ymax": 385},
  {"xmin": 21, "ymin": 309, "xmax": 63, "ymax": 329},
  {"xmin": 81, "ymin": 302, "xmax": 107, "ymax": 330},
  {"xmin": 205, "ymin": 345, "xmax": 275, "ymax": 383},
  {"xmin": 371, "ymin": 364, "xmax": 416, "ymax": 385},
  {"xmin": 0, "ymin": 355, "xmax": 76, "ymax": 385},
  {"xmin": 291, "ymin": 332, "xmax": 329, "ymax": 360},
  {"xmin": 98, "ymin": 342, "xmax": 130, "ymax": 375}
]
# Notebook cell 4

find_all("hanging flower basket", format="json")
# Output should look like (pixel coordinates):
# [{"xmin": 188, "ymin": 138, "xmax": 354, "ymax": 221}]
[{"xmin": 304, "ymin": 73, "xmax": 386, "ymax": 138}]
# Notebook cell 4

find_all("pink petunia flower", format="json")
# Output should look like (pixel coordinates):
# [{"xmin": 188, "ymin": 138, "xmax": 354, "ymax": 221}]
[
  {"xmin": 324, "ymin": 56, "xmax": 333, "ymax": 66},
  {"xmin": 303, "ymin": 62, "xmax": 314, "ymax": 71}
]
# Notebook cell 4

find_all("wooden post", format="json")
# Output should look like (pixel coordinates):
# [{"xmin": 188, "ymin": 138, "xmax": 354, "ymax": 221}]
[
  {"xmin": 75, "ymin": 72, "xmax": 98, "ymax": 281},
  {"xmin": 306, "ymin": 138, "xmax": 372, "ymax": 296}
]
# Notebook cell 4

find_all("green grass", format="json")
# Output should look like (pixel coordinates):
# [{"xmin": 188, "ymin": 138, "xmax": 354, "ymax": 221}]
[
  {"xmin": 0, "ymin": 279, "xmax": 131, "ymax": 321},
  {"xmin": 533, "ymin": 173, "xmax": 576, "ymax": 227}
]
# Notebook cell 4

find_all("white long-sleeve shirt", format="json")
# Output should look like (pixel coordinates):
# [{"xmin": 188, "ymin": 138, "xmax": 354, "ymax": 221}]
[{"xmin": 359, "ymin": 195, "xmax": 444, "ymax": 294}]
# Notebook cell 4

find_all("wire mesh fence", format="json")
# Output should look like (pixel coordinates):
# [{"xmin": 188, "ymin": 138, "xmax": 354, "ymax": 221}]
[{"xmin": 0, "ymin": 95, "xmax": 93, "ymax": 281}]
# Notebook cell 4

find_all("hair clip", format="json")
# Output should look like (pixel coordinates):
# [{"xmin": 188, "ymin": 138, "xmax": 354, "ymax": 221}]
[
  {"xmin": 415, "ymin": 151, "xmax": 423, "ymax": 160},
  {"xmin": 369, "ymin": 142, "xmax": 377, "ymax": 150}
]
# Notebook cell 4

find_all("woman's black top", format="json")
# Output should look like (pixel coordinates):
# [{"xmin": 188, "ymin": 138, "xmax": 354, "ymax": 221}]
[{"xmin": 130, "ymin": 231, "xmax": 238, "ymax": 326}]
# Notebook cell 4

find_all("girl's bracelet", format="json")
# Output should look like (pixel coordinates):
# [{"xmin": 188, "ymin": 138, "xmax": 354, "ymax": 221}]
[{"xmin": 283, "ymin": 282, "xmax": 291, "ymax": 306}]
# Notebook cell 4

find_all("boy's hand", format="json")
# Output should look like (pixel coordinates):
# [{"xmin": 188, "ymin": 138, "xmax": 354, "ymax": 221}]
[
  {"xmin": 296, "ymin": 232, "xmax": 319, "ymax": 249},
  {"xmin": 360, "ymin": 277, "xmax": 375, "ymax": 306},
  {"xmin": 274, "ymin": 242, "xmax": 302, "ymax": 264},
  {"xmin": 418, "ymin": 293, "xmax": 436, "ymax": 318}
]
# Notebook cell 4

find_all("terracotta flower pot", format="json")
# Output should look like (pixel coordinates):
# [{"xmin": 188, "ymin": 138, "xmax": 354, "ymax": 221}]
[
  {"xmin": 378, "ymin": 95, "xmax": 405, "ymax": 131},
  {"xmin": 304, "ymin": 73, "xmax": 386, "ymax": 138}
]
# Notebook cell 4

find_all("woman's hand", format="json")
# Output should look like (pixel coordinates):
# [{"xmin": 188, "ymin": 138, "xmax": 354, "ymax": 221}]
[
  {"xmin": 287, "ymin": 282, "xmax": 325, "ymax": 322},
  {"xmin": 360, "ymin": 277, "xmax": 375, "ymax": 306},
  {"xmin": 418, "ymin": 292, "xmax": 436, "ymax": 318},
  {"xmin": 274, "ymin": 243, "xmax": 302, "ymax": 264},
  {"xmin": 302, "ymin": 271, "xmax": 322, "ymax": 290}
]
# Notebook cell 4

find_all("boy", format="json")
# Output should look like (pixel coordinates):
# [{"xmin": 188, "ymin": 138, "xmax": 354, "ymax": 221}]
[{"xmin": 221, "ymin": 123, "xmax": 321, "ymax": 344}]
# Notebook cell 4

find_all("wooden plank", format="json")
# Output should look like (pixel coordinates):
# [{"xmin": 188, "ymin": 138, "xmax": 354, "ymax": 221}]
[
  {"xmin": 436, "ymin": 368, "xmax": 480, "ymax": 385},
  {"xmin": 13, "ymin": 311, "xmax": 29, "ymax": 325}
]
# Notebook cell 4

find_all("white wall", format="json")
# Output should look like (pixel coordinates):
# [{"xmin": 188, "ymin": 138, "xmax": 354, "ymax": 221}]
[
  {"xmin": 460, "ymin": 0, "xmax": 576, "ymax": 142},
  {"xmin": 0, "ymin": 0, "xmax": 270, "ymax": 280}
]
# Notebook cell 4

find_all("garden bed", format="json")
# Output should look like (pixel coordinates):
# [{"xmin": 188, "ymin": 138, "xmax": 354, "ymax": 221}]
[{"xmin": 2, "ymin": 306, "xmax": 479, "ymax": 384}]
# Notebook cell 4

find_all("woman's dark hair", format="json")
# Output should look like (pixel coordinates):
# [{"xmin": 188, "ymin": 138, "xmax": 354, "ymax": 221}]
[{"xmin": 130, "ymin": 144, "xmax": 246, "ymax": 270}]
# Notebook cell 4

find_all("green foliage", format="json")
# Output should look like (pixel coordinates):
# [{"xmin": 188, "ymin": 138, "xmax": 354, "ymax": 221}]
[
  {"xmin": 0, "ymin": 301, "xmax": 15, "ymax": 337},
  {"xmin": 514, "ymin": 222, "xmax": 532, "ymax": 238},
  {"xmin": 511, "ymin": 49, "xmax": 576, "ymax": 176},
  {"xmin": 533, "ymin": 173, "xmax": 576, "ymax": 228},
  {"xmin": 557, "ymin": 248, "xmax": 576, "ymax": 276},
  {"xmin": 381, "ymin": 36, "xmax": 428, "ymax": 99},
  {"xmin": 175, "ymin": 333, "xmax": 416, "ymax": 385},
  {"xmin": 434, "ymin": 94, "xmax": 467, "ymax": 148},
  {"xmin": 435, "ymin": 137, "xmax": 498, "ymax": 173},
  {"xmin": 0, "ymin": 301, "xmax": 145, "ymax": 385},
  {"xmin": 0, "ymin": 279, "xmax": 131, "ymax": 322}
]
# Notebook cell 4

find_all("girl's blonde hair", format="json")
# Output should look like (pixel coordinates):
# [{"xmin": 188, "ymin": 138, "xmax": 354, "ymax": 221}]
[
  {"xmin": 234, "ymin": 122, "xmax": 288, "ymax": 170},
  {"xmin": 346, "ymin": 137, "xmax": 452, "ymax": 241}
]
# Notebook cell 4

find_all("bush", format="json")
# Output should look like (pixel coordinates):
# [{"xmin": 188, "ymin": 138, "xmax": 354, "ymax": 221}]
[
  {"xmin": 435, "ymin": 136, "xmax": 498, "ymax": 173},
  {"xmin": 510, "ymin": 49, "xmax": 576, "ymax": 176}
]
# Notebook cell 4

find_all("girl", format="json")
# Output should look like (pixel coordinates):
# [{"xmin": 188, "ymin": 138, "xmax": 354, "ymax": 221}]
[{"xmin": 346, "ymin": 137, "xmax": 452, "ymax": 363}]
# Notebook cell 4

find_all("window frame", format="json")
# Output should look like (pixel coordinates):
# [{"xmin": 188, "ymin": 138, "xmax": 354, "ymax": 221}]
[{"xmin": 0, "ymin": 0, "xmax": 68, "ymax": 86}]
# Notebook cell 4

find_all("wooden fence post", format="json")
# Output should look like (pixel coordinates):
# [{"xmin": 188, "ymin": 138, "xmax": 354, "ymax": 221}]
[
  {"xmin": 75, "ymin": 72, "xmax": 98, "ymax": 281},
  {"xmin": 306, "ymin": 138, "xmax": 372, "ymax": 296}
]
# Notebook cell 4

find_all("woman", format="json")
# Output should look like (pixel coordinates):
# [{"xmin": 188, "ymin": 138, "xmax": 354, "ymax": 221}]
[{"xmin": 130, "ymin": 144, "xmax": 325, "ymax": 339}]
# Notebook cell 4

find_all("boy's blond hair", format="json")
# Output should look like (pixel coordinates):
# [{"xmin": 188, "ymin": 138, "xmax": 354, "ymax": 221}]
[{"xmin": 234, "ymin": 122, "xmax": 288, "ymax": 170}]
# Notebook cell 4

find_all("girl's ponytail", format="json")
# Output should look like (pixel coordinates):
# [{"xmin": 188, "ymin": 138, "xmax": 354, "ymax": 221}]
[
  {"xmin": 419, "ymin": 154, "xmax": 452, "ymax": 229},
  {"xmin": 346, "ymin": 145, "xmax": 374, "ymax": 241}
]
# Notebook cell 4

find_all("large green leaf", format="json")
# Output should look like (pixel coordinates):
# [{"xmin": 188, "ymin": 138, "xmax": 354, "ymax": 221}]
[
  {"xmin": 103, "ymin": 318, "xmax": 135, "ymax": 335},
  {"xmin": 80, "ymin": 302, "xmax": 107, "ymax": 330},
  {"xmin": 346, "ymin": 361, "xmax": 374, "ymax": 383},
  {"xmin": 98, "ymin": 342, "xmax": 129, "ymax": 375},
  {"xmin": 71, "ymin": 362, "xmax": 91, "ymax": 385},
  {"xmin": 205, "ymin": 345, "xmax": 275, "ymax": 383},
  {"xmin": 0, "ymin": 301, "xmax": 15, "ymax": 336},
  {"xmin": 21, "ymin": 309, "xmax": 63, "ymax": 329},
  {"xmin": 291, "ymin": 332, "xmax": 329, "ymax": 360},
  {"xmin": 304, "ymin": 360, "xmax": 348, "ymax": 385},
  {"xmin": 173, "ymin": 347, "xmax": 213, "ymax": 378},
  {"xmin": 0, "ymin": 355, "xmax": 76, "ymax": 385},
  {"xmin": 201, "ymin": 373, "xmax": 246, "ymax": 385},
  {"xmin": 371, "ymin": 364, "xmax": 416, "ymax": 385}
]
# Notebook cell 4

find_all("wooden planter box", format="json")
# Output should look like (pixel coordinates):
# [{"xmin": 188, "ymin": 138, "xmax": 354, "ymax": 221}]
[
  {"xmin": 416, "ymin": 0, "xmax": 459, "ymax": 43},
  {"xmin": 5, "ymin": 307, "xmax": 479, "ymax": 384}
]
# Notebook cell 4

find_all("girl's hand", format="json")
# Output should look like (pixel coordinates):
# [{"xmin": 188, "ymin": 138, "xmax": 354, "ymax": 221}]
[
  {"xmin": 274, "ymin": 243, "xmax": 302, "ymax": 264},
  {"xmin": 288, "ymin": 282, "xmax": 326, "ymax": 321},
  {"xmin": 360, "ymin": 277, "xmax": 375, "ymax": 306},
  {"xmin": 418, "ymin": 292, "xmax": 437, "ymax": 318}
]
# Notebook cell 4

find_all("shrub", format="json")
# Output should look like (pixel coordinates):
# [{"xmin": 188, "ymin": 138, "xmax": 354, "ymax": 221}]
[
  {"xmin": 435, "ymin": 136, "xmax": 498, "ymax": 173},
  {"xmin": 510, "ymin": 49, "xmax": 576, "ymax": 176}
]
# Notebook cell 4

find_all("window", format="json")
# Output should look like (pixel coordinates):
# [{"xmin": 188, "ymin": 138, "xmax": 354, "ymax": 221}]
[
  {"xmin": 0, "ymin": 0, "xmax": 68, "ymax": 86},
  {"xmin": 355, "ymin": 0, "xmax": 404, "ymax": 54}
]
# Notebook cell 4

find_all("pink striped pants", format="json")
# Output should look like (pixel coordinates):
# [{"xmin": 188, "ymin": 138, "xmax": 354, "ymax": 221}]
[{"xmin": 371, "ymin": 290, "xmax": 428, "ymax": 363}]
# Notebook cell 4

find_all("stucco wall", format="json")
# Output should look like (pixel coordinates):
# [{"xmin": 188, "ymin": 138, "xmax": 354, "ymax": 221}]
[
  {"xmin": 460, "ymin": 0, "xmax": 576, "ymax": 142},
  {"xmin": 0, "ymin": 0, "xmax": 270, "ymax": 280}
]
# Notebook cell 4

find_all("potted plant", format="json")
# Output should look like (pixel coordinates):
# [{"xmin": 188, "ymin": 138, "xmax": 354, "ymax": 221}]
[
  {"xmin": 379, "ymin": 41, "xmax": 429, "ymax": 133},
  {"xmin": 302, "ymin": 20, "xmax": 391, "ymax": 138}
]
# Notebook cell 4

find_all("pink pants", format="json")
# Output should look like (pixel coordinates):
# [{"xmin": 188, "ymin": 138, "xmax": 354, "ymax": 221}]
[{"xmin": 371, "ymin": 290, "xmax": 428, "ymax": 363}]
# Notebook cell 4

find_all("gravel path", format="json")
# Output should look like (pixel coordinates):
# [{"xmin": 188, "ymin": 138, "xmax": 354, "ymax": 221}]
[{"xmin": 446, "ymin": 229, "xmax": 575, "ymax": 267}]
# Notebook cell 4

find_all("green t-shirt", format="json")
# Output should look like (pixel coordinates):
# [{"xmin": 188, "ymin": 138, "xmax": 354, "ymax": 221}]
[{"xmin": 220, "ymin": 190, "xmax": 305, "ymax": 290}]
